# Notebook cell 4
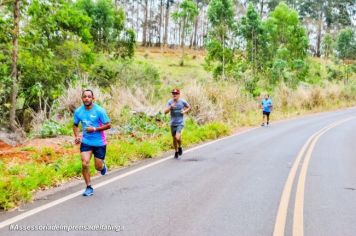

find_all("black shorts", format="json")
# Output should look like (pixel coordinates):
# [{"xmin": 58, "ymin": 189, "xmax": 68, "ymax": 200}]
[
  {"xmin": 171, "ymin": 125, "xmax": 184, "ymax": 136},
  {"xmin": 263, "ymin": 111, "xmax": 271, "ymax": 116},
  {"xmin": 80, "ymin": 143, "xmax": 107, "ymax": 160}
]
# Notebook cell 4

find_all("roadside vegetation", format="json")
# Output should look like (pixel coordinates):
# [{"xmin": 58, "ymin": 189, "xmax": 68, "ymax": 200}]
[{"xmin": 0, "ymin": 0, "xmax": 355, "ymax": 210}]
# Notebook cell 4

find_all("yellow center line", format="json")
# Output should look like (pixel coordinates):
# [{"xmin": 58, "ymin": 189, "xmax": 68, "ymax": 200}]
[
  {"xmin": 293, "ymin": 117, "xmax": 355, "ymax": 236},
  {"xmin": 273, "ymin": 133, "xmax": 315, "ymax": 236},
  {"xmin": 273, "ymin": 117, "xmax": 356, "ymax": 236}
]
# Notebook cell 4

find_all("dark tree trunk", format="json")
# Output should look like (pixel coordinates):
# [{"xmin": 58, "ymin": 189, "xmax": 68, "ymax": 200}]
[
  {"xmin": 142, "ymin": 0, "xmax": 148, "ymax": 46},
  {"xmin": 10, "ymin": 0, "xmax": 20, "ymax": 131},
  {"xmin": 180, "ymin": 18, "xmax": 186, "ymax": 66},
  {"xmin": 148, "ymin": 0, "xmax": 153, "ymax": 46},
  {"xmin": 159, "ymin": 0, "xmax": 163, "ymax": 47},
  {"xmin": 192, "ymin": 15, "xmax": 199, "ymax": 48},
  {"xmin": 316, "ymin": 11, "xmax": 323, "ymax": 57},
  {"xmin": 163, "ymin": 0, "xmax": 170, "ymax": 47},
  {"xmin": 260, "ymin": 0, "xmax": 264, "ymax": 17}
]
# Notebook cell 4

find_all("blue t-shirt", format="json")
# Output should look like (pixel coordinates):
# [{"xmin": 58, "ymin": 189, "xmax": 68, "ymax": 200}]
[
  {"xmin": 166, "ymin": 99, "xmax": 189, "ymax": 126},
  {"xmin": 73, "ymin": 103, "xmax": 110, "ymax": 146},
  {"xmin": 262, "ymin": 98, "xmax": 273, "ymax": 112}
]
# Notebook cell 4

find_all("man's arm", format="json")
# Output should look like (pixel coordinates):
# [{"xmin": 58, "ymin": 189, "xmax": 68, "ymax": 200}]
[
  {"xmin": 86, "ymin": 122, "xmax": 111, "ymax": 133},
  {"xmin": 182, "ymin": 103, "xmax": 191, "ymax": 114},
  {"xmin": 164, "ymin": 102, "xmax": 175, "ymax": 114},
  {"xmin": 164, "ymin": 106, "xmax": 171, "ymax": 114},
  {"xmin": 73, "ymin": 124, "xmax": 81, "ymax": 144}
]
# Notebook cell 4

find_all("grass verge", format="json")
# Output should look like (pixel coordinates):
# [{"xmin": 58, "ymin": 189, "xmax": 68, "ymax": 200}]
[{"xmin": 0, "ymin": 119, "xmax": 230, "ymax": 210}]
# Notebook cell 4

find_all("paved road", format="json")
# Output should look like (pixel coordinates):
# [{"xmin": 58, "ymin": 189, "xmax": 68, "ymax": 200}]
[{"xmin": 1, "ymin": 108, "xmax": 356, "ymax": 236}]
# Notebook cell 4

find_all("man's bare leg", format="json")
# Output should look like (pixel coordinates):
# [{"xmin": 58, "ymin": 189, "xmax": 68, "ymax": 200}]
[
  {"xmin": 173, "ymin": 136, "xmax": 178, "ymax": 152},
  {"xmin": 81, "ymin": 151, "xmax": 92, "ymax": 186},
  {"xmin": 176, "ymin": 133, "xmax": 181, "ymax": 148},
  {"xmin": 94, "ymin": 157, "xmax": 104, "ymax": 171}
]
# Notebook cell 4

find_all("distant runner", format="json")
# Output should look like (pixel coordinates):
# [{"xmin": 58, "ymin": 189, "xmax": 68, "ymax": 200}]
[
  {"xmin": 73, "ymin": 89, "xmax": 111, "ymax": 196},
  {"xmin": 164, "ymin": 88, "xmax": 191, "ymax": 158},
  {"xmin": 261, "ymin": 94, "xmax": 273, "ymax": 126}
]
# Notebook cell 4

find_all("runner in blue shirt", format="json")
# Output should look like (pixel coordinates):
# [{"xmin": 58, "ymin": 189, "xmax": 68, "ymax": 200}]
[
  {"xmin": 261, "ymin": 94, "xmax": 273, "ymax": 126},
  {"xmin": 73, "ymin": 89, "xmax": 111, "ymax": 196},
  {"xmin": 164, "ymin": 88, "xmax": 191, "ymax": 159}
]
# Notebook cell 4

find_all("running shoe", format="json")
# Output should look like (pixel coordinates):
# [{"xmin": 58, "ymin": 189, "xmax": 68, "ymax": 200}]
[
  {"xmin": 100, "ymin": 161, "xmax": 107, "ymax": 175},
  {"xmin": 178, "ymin": 147, "xmax": 183, "ymax": 156},
  {"xmin": 83, "ymin": 186, "xmax": 94, "ymax": 196}
]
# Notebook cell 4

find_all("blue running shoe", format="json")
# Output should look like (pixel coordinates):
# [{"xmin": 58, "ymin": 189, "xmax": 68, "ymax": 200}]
[
  {"xmin": 100, "ymin": 161, "xmax": 107, "ymax": 176},
  {"xmin": 83, "ymin": 186, "xmax": 94, "ymax": 196}
]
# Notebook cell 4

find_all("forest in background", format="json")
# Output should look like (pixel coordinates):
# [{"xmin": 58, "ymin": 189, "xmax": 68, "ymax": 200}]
[{"xmin": 0, "ymin": 0, "xmax": 355, "ymax": 136}]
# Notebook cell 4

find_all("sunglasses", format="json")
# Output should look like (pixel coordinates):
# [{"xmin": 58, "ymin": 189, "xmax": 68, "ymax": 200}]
[{"xmin": 172, "ymin": 93, "xmax": 179, "ymax": 95}]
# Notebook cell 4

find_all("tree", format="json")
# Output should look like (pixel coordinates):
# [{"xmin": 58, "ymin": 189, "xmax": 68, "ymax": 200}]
[
  {"xmin": 19, "ymin": 0, "xmax": 94, "ymax": 112},
  {"xmin": 298, "ymin": 0, "xmax": 354, "ymax": 57},
  {"xmin": 163, "ymin": 0, "xmax": 175, "ymax": 47},
  {"xmin": 10, "ymin": 0, "xmax": 20, "ymax": 131},
  {"xmin": 75, "ymin": 0, "xmax": 134, "ymax": 57},
  {"xmin": 205, "ymin": 0, "xmax": 235, "ymax": 79},
  {"xmin": 247, "ymin": 0, "xmax": 266, "ymax": 17},
  {"xmin": 335, "ymin": 28, "xmax": 356, "ymax": 82},
  {"xmin": 265, "ymin": 2, "xmax": 308, "ymax": 62},
  {"xmin": 142, "ymin": 0, "xmax": 148, "ymax": 46},
  {"xmin": 240, "ymin": 3, "xmax": 267, "ymax": 74},
  {"xmin": 335, "ymin": 28, "xmax": 356, "ymax": 61},
  {"xmin": 172, "ymin": 0, "xmax": 198, "ymax": 66},
  {"xmin": 0, "ymin": 11, "xmax": 12, "ymax": 126},
  {"xmin": 1, "ymin": 0, "xmax": 21, "ymax": 131},
  {"xmin": 264, "ymin": 2, "xmax": 309, "ymax": 86},
  {"xmin": 321, "ymin": 33, "xmax": 333, "ymax": 59}
]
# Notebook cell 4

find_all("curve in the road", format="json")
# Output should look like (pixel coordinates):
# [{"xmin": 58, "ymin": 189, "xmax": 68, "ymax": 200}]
[{"xmin": 273, "ymin": 117, "xmax": 356, "ymax": 236}]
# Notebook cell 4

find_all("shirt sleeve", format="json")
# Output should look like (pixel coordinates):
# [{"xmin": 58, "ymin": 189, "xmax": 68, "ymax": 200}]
[
  {"xmin": 166, "ymin": 100, "xmax": 172, "ymax": 108},
  {"xmin": 182, "ymin": 99, "xmax": 190, "ymax": 108},
  {"xmin": 99, "ymin": 109, "xmax": 110, "ymax": 124},
  {"xmin": 73, "ymin": 111, "xmax": 80, "ymax": 126}
]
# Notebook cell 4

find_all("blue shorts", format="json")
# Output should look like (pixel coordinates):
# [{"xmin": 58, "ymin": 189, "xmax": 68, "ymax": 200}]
[
  {"xmin": 80, "ymin": 143, "xmax": 107, "ymax": 160},
  {"xmin": 171, "ymin": 125, "xmax": 184, "ymax": 136}
]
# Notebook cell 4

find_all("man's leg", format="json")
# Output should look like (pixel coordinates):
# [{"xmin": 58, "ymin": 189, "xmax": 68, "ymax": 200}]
[
  {"xmin": 176, "ymin": 125, "xmax": 184, "ymax": 156},
  {"xmin": 267, "ymin": 113, "xmax": 270, "ymax": 125},
  {"xmin": 94, "ymin": 157, "xmax": 104, "ymax": 171},
  {"xmin": 173, "ymin": 136, "xmax": 178, "ymax": 151},
  {"xmin": 81, "ymin": 151, "xmax": 92, "ymax": 186},
  {"xmin": 171, "ymin": 126, "xmax": 178, "ymax": 151},
  {"xmin": 176, "ymin": 132, "xmax": 181, "ymax": 148},
  {"xmin": 93, "ymin": 146, "xmax": 107, "ymax": 175},
  {"xmin": 173, "ymin": 136, "xmax": 179, "ymax": 158}
]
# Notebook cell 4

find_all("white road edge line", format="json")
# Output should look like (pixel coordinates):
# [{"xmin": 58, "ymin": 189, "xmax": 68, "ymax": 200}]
[{"xmin": 0, "ymin": 127, "xmax": 258, "ymax": 229}]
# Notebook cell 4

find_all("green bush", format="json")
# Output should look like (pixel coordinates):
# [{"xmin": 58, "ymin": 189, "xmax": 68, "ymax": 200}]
[{"xmin": 37, "ymin": 120, "xmax": 62, "ymax": 138}]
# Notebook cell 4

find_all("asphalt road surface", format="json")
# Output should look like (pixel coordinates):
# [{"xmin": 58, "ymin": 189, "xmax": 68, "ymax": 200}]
[{"xmin": 1, "ymin": 108, "xmax": 356, "ymax": 236}]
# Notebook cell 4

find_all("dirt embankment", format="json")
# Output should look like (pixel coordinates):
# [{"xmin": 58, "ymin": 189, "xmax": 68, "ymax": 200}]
[{"xmin": 0, "ymin": 136, "xmax": 76, "ymax": 164}]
